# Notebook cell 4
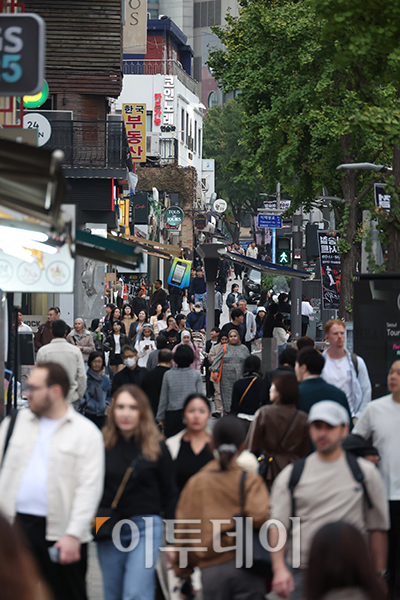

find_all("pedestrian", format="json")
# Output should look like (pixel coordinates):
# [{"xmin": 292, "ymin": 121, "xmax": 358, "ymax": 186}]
[
  {"xmin": 269, "ymin": 401, "xmax": 389, "ymax": 600},
  {"xmin": 128, "ymin": 309, "xmax": 148, "ymax": 344},
  {"xmin": 134, "ymin": 323, "xmax": 156, "ymax": 368},
  {"xmin": 96, "ymin": 384, "xmax": 177, "ymax": 600},
  {"xmin": 67, "ymin": 318, "xmax": 95, "ymax": 364},
  {"xmin": 141, "ymin": 349, "xmax": 173, "ymax": 415},
  {"xmin": 301, "ymin": 296, "xmax": 314, "ymax": 337},
  {"xmin": 295, "ymin": 347, "xmax": 352, "ymax": 421},
  {"xmin": 149, "ymin": 303, "xmax": 163, "ymax": 335},
  {"xmin": 203, "ymin": 327, "xmax": 220, "ymax": 398},
  {"xmin": 220, "ymin": 308, "xmax": 246, "ymax": 344},
  {"xmin": 156, "ymin": 307, "xmax": 170, "ymax": 334},
  {"xmin": 149, "ymin": 279, "xmax": 168, "ymax": 316},
  {"xmin": 173, "ymin": 330, "xmax": 202, "ymax": 371},
  {"xmin": 156, "ymin": 344, "xmax": 204, "ymax": 438},
  {"xmin": 104, "ymin": 306, "xmax": 126, "ymax": 335},
  {"xmin": 273, "ymin": 312, "xmax": 290, "ymax": 353},
  {"xmin": 230, "ymin": 355, "xmax": 265, "ymax": 427},
  {"xmin": 36, "ymin": 319, "xmax": 86, "ymax": 408},
  {"xmin": 211, "ymin": 329, "xmax": 249, "ymax": 414},
  {"xmin": 121, "ymin": 304, "xmax": 136, "ymax": 334},
  {"xmin": 246, "ymin": 371, "xmax": 309, "ymax": 488},
  {"xmin": 106, "ymin": 320, "xmax": 130, "ymax": 375},
  {"xmin": 0, "ymin": 512, "xmax": 52, "ymax": 600},
  {"xmin": 246, "ymin": 240, "xmax": 258, "ymax": 259},
  {"xmin": 215, "ymin": 284, "xmax": 223, "ymax": 327},
  {"xmin": 0, "ymin": 362, "xmax": 104, "ymax": 600},
  {"xmin": 208, "ymin": 332, "xmax": 229, "ymax": 418},
  {"xmin": 264, "ymin": 346, "xmax": 298, "ymax": 402},
  {"xmin": 305, "ymin": 521, "xmax": 383, "ymax": 600},
  {"xmin": 216, "ymin": 256, "xmax": 230, "ymax": 294},
  {"xmin": 80, "ymin": 351, "xmax": 112, "ymax": 429},
  {"xmin": 186, "ymin": 301, "xmax": 206, "ymax": 333},
  {"xmin": 131, "ymin": 287, "xmax": 149, "ymax": 318},
  {"xmin": 33, "ymin": 306, "xmax": 59, "ymax": 351},
  {"xmin": 90, "ymin": 318, "xmax": 106, "ymax": 352},
  {"xmin": 189, "ymin": 267, "xmax": 206, "ymax": 307},
  {"xmin": 111, "ymin": 345, "xmax": 147, "ymax": 395},
  {"xmin": 168, "ymin": 283, "xmax": 184, "ymax": 315},
  {"xmin": 226, "ymin": 283, "xmax": 244, "ymax": 313},
  {"xmin": 277, "ymin": 292, "xmax": 291, "ymax": 315},
  {"xmin": 321, "ymin": 319, "xmax": 371, "ymax": 419},
  {"xmin": 17, "ymin": 309, "xmax": 33, "ymax": 333},
  {"xmin": 255, "ymin": 306, "xmax": 266, "ymax": 339},
  {"xmin": 296, "ymin": 335, "xmax": 315, "ymax": 351},
  {"xmin": 172, "ymin": 416, "xmax": 269, "ymax": 600},
  {"xmin": 101, "ymin": 303, "xmax": 115, "ymax": 333},
  {"xmin": 175, "ymin": 313, "xmax": 188, "ymax": 341},
  {"xmin": 353, "ymin": 359, "xmax": 400, "ymax": 599},
  {"xmin": 238, "ymin": 299, "xmax": 257, "ymax": 352},
  {"xmin": 262, "ymin": 302, "xmax": 279, "ymax": 337},
  {"xmin": 146, "ymin": 335, "xmax": 168, "ymax": 371}
]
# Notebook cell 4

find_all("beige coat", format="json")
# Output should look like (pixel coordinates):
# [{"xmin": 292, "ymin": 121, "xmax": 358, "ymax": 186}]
[{"xmin": 66, "ymin": 329, "xmax": 95, "ymax": 361}]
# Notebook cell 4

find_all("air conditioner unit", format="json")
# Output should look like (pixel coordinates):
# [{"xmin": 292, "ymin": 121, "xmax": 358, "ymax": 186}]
[{"xmin": 146, "ymin": 133, "xmax": 160, "ymax": 156}]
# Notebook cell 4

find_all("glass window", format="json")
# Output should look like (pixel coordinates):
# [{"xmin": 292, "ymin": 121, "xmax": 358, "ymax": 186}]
[
  {"xmin": 146, "ymin": 111, "xmax": 153, "ymax": 132},
  {"xmin": 186, "ymin": 112, "xmax": 189, "ymax": 146},
  {"xmin": 194, "ymin": 121, "xmax": 197, "ymax": 152},
  {"xmin": 198, "ymin": 129, "xmax": 202, "ymax": 157},
  {"xmin": 181, "ymin": 109, "xmax": 185, "ymax": 142},
  {"xmin": 148, "ymin": 8, "xmax": 158, "ymax": 18},
  {"xmin": 208, "ymin": 91, "xmax": 218, "ymax": 108}
]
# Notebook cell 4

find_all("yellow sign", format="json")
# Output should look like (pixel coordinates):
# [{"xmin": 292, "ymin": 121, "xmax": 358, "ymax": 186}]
[{"xmin": 122, "ymin": 103, "xmax": 146, "ymax": 163}]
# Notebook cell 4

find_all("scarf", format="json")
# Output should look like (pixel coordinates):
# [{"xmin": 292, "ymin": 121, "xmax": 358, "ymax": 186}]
[{"xmin": 88, "ymin": 368, "xmax": 103, "ymax": 403}]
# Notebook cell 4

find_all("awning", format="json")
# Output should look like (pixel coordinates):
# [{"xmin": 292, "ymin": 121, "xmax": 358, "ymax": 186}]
[
  {"xmin": 219, "ymin": 250, "xmax": 311, "ymax": 280},
  {"xmin": 118, "ymin": 234, "xmax": 183, "ymax": 261},
  {"xmin": 75, "ymin": 229, "xmax": 143, "ymax": 270}
]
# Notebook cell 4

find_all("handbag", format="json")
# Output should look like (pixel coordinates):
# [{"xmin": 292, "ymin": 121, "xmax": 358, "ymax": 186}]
[
  {"xmin": 211, "ymin": 344, "xmax": 227, "ymax": 383},
  {"xmin": 239, "ymin": 470, "xmax": 272, "ymax": 578},
  {"xmin": 92, "ymin": 452, "xmax": 142, "ymax": 541},
  {"xmin": 258, "ymin": 410, "xmax": 298, "ymax": 482}
]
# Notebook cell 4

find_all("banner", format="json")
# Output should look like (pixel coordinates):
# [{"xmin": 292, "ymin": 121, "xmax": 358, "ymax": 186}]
[
  {"xmin": 123, "ymin": 0, "xmax": 147, "ymax": 54},
  {"xmin": 122, "ymin": 103, "xmax": 146, "ymax": 163},
  {"xmin": 318, "ymin": 231, "xmax": 341, "ymax": 310},
  {"xmin": 167, "ymin": 258, "xmax": 192, "ymax": 289}
]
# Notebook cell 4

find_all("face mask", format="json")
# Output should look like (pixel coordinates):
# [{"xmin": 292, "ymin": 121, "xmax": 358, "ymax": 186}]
[
  {"xmin": 124, "ymin": 357, "xmax": 136, "ymax": 368},
  {"xmin": 194, "ymin": 308, "xmax": 201, "ymax": 313}
]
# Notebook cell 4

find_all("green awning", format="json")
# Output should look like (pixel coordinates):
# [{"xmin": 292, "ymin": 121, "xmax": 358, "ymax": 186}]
[{"xmin": 75, "ymin": 229, "xmax": 142, "ymax": 270}]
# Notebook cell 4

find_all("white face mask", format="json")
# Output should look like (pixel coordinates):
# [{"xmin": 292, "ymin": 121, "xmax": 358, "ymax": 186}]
[
  {"xmin": 124, "ymin": 357, "xmax": 136, "ymax": 368},
  {"xmin": 194, "ymin": 307, "xmax": 201, "ymax": 313}
]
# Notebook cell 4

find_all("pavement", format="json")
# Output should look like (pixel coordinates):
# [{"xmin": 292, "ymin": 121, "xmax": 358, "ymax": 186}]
[{"xmin": 87, "ymin": 275, "xmax": 252, "ymax": 600}]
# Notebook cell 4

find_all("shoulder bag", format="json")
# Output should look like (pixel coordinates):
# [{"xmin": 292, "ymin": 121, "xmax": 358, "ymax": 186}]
[
  {"xmin": 239, "ymin": 377, "xmax": 257, "ymax": 406},
  {"xmin": 211, "ymin": 344, "xmax": 227, "ymax": 383},
  {"xmin": 92, "ymin": 452, "xmax": 142, "ymax": 541},
  {"xmin": 258, "ymin": 410, "xmax": 298, "ymax": 482}
]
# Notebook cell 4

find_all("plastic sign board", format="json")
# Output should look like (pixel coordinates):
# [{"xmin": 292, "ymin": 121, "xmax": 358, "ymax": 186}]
[
  {"xmin": 374, "ymin": 183, "xmax": 391, "ymax": 211},
  {"xmin": 213, "ymin": 199, "xmax": 227, "ymax": 213},
  {"xmin": 23, "ymin": 79, "xmax": 49, "ymax": 108},
  {"xmin": 257, "ymin": 214, "xmax": 283, "ymax": 228},
  {"xmin": 0, "ymin": 14, "xmax": 45, "ymax": 96},
  {"xmin": 165, "ymin": 206, "xmax": 184, "ymax": 227},
  {"xmin": 167, "ymin": 258, "xmax": 192, "ymax": 289},
  {"xmin": 122, "ymin": 103, "xmax": 146, "ymax": 162},
  {"xmin": 23, "ymin": 112, "xmax": 51, "ymax": 147}
]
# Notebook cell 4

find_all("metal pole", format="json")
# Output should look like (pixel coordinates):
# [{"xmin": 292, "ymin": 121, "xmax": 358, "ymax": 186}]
[
  {"xmin": 291, "ymin": 210, "xmax": 303, "ymax": 341},
  {"xmin": 0, "ymin": 291, "xmax": 5, "ymax": 421},
  {"xmin": 206, "ymin": 280, "xmax": 215, "ymax": 340},
  {"xmin": 272, "ymin": 229, "xmax": 276, "ymax": 263}
]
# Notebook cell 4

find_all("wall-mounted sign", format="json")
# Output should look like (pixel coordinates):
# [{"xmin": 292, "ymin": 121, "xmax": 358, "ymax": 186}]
[
  {"xmin": 123, "ymin": 0, "xmax": 147, "ymax": 54},
  {"xmin": 22, "ymin": 112, "xmax": 51, "ymax": 147},
  {"xmin": 163, "ymin": 76, "xmax": 175, "ymax": 126},
  {"xmin": 122, "ymin": 103, "xmax": 146, "ymax": 162},
  {"xmin": 0, "ymin": 13, "xmax": 45, "ymax": 96},
  {"xmin": 318, "ymin": 231, "xmax": 341, "ymax": 310},
  {"xmin": 23, "ymin": 79, "xmax": 49, "ymax": 108},
  {"xmin": 167, "ymin": 257, "xmax": 192, "ymax": 289},
  {"xmin": 195, "ymin": 214, "xmax": 207, "ymax": 230},
  {"xmin": 165, "ymin": 206, "xmax": 184, "ymax": 227},
  {"xmin": 129, "ymin": 192, "xmax": 148, "ymax": 225},
  {"xmin": 213, "ymin": 199, "xmax": 227, "ymax": 213},
  {"xmin": 154, "ymin": 93, "xmax": 162, "ymax": 127}
]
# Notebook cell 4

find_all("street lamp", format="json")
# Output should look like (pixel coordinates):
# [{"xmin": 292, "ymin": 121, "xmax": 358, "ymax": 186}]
[{"xmin": 336, "ymin": 162, "xmax": 393, "ymax": 173}]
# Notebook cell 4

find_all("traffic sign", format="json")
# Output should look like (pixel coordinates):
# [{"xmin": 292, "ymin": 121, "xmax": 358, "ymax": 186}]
[{"xmin": 257, "ymin": 214, "xmax": 283, "ymax": 228}]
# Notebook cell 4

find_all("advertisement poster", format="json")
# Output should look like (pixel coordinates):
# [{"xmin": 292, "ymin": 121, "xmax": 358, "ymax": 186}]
[
  {"xmin": 318, "ymin": 231, "xmax": 341, "ymax": 310},
  {"xmin": 122, "ymin": 103, "xmax": 146, "ymax": 162},
  {"xmin": 167, "ymin": 258, "xmax": 192, "ymax": 289}
]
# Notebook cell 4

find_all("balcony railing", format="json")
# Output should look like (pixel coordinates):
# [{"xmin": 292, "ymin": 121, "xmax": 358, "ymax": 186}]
[
  {"xmin": 44, "ymin": 121, "xmax": 129, "ymax": 171},
  {"xmin": 123, "ymin": 59, "xmax": 198, "ymax": 95}
]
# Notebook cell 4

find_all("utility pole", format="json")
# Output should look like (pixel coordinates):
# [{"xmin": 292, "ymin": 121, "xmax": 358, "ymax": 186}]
[{"xmin": 291, "ymin": 209, "xmax": 303, "ymax": 341}]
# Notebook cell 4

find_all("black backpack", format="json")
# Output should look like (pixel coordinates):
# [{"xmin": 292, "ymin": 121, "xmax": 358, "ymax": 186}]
[{"xmin": 288, "ymin": 451, "xmax": 373, "ymax": 519}]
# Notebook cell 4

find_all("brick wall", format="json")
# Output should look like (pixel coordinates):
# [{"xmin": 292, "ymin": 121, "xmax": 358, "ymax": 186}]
[{"xmin": 63, "ymin": 94, "xmax": 106, "ymax": 121}]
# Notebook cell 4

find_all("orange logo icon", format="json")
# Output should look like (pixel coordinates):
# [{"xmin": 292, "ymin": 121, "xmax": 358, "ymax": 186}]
[{"xmin": 95, "ymin": 517, "xmax": 111, "ymax": 533}]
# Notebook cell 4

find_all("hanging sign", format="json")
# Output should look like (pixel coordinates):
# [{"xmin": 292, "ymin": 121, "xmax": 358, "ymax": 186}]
[
  {"xmin": 122, "ymin": 103, "xmax": 146, "ymax": 162},
  {"xmin": 318, "ymin": 231, "xmax": 341, "ymax": 310}
]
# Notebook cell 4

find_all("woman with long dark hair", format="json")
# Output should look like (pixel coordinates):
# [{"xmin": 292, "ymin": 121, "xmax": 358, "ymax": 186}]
[
  {"xmin": 173, "ymin": 416, "xmax": 269, "ymax": 599},
  {"xmin": 305, "ymin": 521, "xmax": 383, "ymax": 600},
  {"xmin": 97, "ymin": 385, "xmax": 177, "ymax": 600},
  {"xmin": 128, "ymin": 309, "xmax": 148, "ymax": 345},
  {"xmin": 246, "ymin": 372, "xmax": 309, "ymax": 488},
  {"xmin": 230, "ymin": 354, "xmax": 264, "ymax": 427}
]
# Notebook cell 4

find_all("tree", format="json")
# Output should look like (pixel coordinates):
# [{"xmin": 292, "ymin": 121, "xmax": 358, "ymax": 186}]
[
  {"xmin": 208, "ymin": 0, "xmax": 394, "ymax": 318},
  {"xmin": 202, "ymin": 99, "xmax": 265, "ymax": 242}
]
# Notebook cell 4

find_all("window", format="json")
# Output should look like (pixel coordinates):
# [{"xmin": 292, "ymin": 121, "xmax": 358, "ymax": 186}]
[
  {"xmin": 186, "ymin": 112, "xmax": 189, "ymax": 146},
  {"xmin": 146, "ymin": 111, "xmax": 153, "ymax": 132},
  {"xmin": 194, "ymin": 121, "xmax": 197, "ymax": 152},
  {"xmin": 208, "ymin": 91, "xmax": 218, "ymax": 108},
  {"xmin": 194, "ymin": 1, "xmax": 221, "ymax": 28},
  {"xmin": 181, "ymin": 109, "xmax": 185, "ymax": 142},
  {"xmin": 148, "ymin": 8, "xmax": 158, "ymax": 18},
  {"xmin": 198, "ymin": 129, "xmax": 202, "ymax": 157}
]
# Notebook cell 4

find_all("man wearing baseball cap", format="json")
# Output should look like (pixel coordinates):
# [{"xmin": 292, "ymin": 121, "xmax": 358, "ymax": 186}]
[{"xmin": 269, "ymin": 400, "xmax": 389, "ymax": 600}]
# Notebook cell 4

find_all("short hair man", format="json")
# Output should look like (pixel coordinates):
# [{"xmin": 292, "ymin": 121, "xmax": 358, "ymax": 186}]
[
  {"xmin": 354, "ymin": 359, "xmax": 400, "ymax": 597},
  {"xmin": 270, "ymin": 401, "xmax": 389, "ymax": 600},
  {"xmin": 0, "ymin": 362, "xmax": 104, "ymax": 600},
  {"xmin": 36, "ymin": 319, "xmax": 86, "ymax": 408},
  {"xmin": 33, "ymin": 306, "xmax": 59, "ymax": 351},
  {"xmin": 131, "ymin": 287, "xmax": 149, "ymax": 317},
  {"xmin": 111, "ymin": 345, "xmax": 147, "ymax": 394},
  {"xmin": 295, "ymin": 347, "xmax": 352, "ymax": 421},
  {"xmin": 186, "ymin": 302, "xmax": 206, "ymax": 333},
  {"xmin": 149, "ymin": 279, "xmax": 168, "ymax": 316},
  {"xmin": 238, "ymin": 299, "xmax": 257, "ymax": 351},
  {"xmin": 141, "ymin": 348, "xmax": 173, "ymax": 415},
  {"xmin": 220, "ymin": 308, "xmax": 245, "ymax": 343},
  {"xmin": 189, "ymin": 267, "xmax": 206, "ymax": 307},
  {"xmin": 246, "ymin": 241, "xmax": 258, "ymax": 259},
  {"xmin": 321, "ymin": 319, "xmax": 371, "ymax": 419}
]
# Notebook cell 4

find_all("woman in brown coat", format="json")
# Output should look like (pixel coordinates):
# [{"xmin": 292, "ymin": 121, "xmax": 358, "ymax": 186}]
[{"xmin": 246, "ymin": 371, "xmax": 309, "ymax": 488}]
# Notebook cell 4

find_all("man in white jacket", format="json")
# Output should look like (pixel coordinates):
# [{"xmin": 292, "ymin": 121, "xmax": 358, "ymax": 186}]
[
  {"xmin": 238, "ymin": 299, "xmax": 257, "ymax": 352},
  {"xmin": 0, "ymin": 361, "xmax": 104, "ymax": 600},
  {"xmin": 246, "ymin": 241, "xmax": 258, "ymax": 259}
]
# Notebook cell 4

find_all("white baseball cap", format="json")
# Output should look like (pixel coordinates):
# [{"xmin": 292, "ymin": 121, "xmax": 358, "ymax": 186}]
[{"xmin": 308, "ymin": 400, "xmax": 350, "ymax": 427}]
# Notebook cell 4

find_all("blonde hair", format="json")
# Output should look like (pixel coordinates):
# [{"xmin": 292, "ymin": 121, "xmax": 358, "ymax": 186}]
[
  {"xmin": 324, "ymin": 319, "xmax": 345, "ymax": 334},
  {"xmin": 103, "ymin": 385, "xmax": 162, "ymax": 461}
]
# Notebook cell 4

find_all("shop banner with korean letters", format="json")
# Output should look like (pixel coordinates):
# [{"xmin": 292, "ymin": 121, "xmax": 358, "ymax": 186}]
[
  {"xmin": 123, "ymin": 103, "xmax": 146, "ymax": 162},
  {"xmin": 318, "ymin": 231, "xmax": 341, "ymax": 310}
]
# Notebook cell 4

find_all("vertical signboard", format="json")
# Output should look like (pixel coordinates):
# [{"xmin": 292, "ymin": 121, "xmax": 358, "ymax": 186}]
[
  {"xmin": 122, "ymin": 103, "xmax": 146, "ymax": 163},
  {"xmin": 123, "ymin": 0, "xmax": 147, "ymax": 54},
  {"xmin": 318, "ymin": 231, "xmax": 341, "ymax": 310}
]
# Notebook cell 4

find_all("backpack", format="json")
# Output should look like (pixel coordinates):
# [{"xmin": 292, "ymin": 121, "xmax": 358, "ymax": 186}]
[
  {"xmin": 288, "ymin": 451, "xmax": 373, "ymax": 520},
  {"xmin": 351, "ymin": 352, "xmax": 359, "ymax": 376}
]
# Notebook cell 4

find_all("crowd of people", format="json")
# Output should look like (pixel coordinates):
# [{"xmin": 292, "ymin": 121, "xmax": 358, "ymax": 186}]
[{"xmin": 1, "ymin": 266, "xmax": 399, "ymax": 600}]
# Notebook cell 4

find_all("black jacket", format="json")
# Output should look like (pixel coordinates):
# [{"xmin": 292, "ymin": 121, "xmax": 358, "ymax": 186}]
[
  {"xmin": 111, "ymin": 365, "xmax": 148, "ymax": 395},
  {"xmin": 231, "ymin": 373, "xmax": 265, "ymax": 416},
  {"xmin": 141, "ymin": 366, "xmax": 171, "ymax": 415},
  {"xmin": 131, "ymin": 297, "xmax": 149, "ymax": 317}
]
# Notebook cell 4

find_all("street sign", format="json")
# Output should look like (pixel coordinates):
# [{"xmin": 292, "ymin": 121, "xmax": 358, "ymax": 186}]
[
  {"xmin": 23, "ymin": 112, "xmax": 51, "ymax": 147},
  {"xmin": 165, "ymin": 206, "xmax": 184, "ymax": 227},
  {"xmin": 374, "ymin": 182, "xmax": 391, "ymax": 211},
  {"xmin": 257, "ymin": 214, "xmax": 283, "ymax": 228},
  {"xmin": 0, "ymin": 14, "xmax": 45, "ymax": 96}
]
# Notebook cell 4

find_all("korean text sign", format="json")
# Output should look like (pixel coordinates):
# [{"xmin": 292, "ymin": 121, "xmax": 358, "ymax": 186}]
[
  {"xmin": 318, "ymin": 231, "xmax": 341, "ymax": 310},
  {"xmin": 123, "ymin": 103, "xmax": 146, "ymax": 162}
]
